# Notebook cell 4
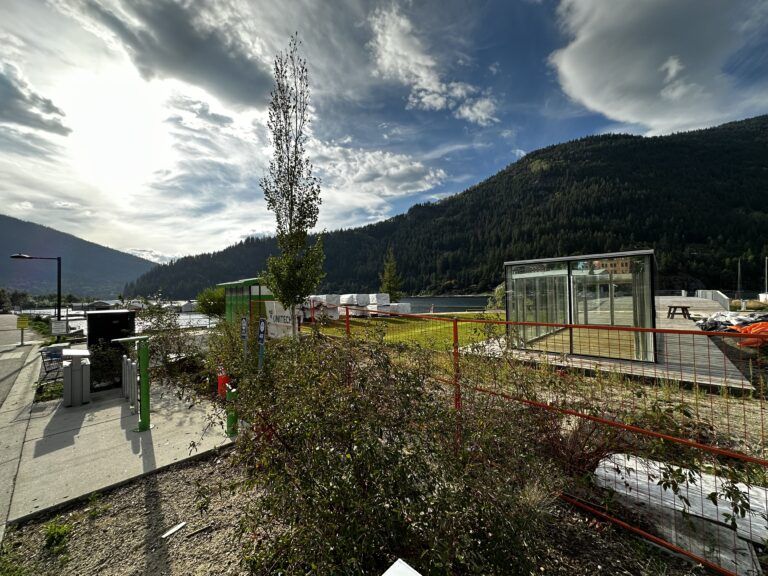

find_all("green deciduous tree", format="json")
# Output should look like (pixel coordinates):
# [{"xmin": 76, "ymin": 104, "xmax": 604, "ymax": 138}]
[
  {"xmin": 261, "ymin": 34, "xmax": 324, "ymax": 337},
  {"xmin": 379, "ymin": 246, "xmax": 403, "ymax": 302},
  {"xmin": 196, "ymin": 286, "xmax": 225, "ymax": 318}
]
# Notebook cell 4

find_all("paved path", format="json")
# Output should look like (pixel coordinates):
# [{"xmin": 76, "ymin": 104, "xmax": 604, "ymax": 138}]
[
  {"xmin": 0, "ymin": 335, "xmax": 40, "ymax": 543},
  {"xmin": 8, "ymin": 386, "xmax": 231, "ymax": 524},
  {"xmin": 0, "ymin": 321, "xmax": 231, "ymax": 541},
  {"xmin": 0, "ymin": 313, "xmax": 42, "ymax": 409}
]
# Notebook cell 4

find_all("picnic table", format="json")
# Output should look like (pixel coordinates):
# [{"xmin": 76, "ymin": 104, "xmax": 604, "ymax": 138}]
[{"xmin": 666, "ymin": 305, "xmax": 691, "ymax": 320}]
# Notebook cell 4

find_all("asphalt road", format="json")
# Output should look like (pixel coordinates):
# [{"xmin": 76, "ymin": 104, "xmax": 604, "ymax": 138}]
[{"xmin": 0, "ymin": 314, "xmax": 39, "ymax": 409}]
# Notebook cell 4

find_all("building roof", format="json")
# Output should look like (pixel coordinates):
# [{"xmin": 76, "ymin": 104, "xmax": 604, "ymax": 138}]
[
  {"xmin": 504, "ymin": 249, "xmax": 654, "ymax": 267},
  {"xmin": 216, "ymin": 277, "xmax": 265, "ymax": 288}
]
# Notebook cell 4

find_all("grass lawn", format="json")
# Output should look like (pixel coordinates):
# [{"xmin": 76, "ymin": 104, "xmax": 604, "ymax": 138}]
[{"xmin": 315, "ymin": 311, "xmax": 505, "ymax": 350}]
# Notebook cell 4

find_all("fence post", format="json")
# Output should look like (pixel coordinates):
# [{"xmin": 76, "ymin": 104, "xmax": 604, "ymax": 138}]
[
  {"xmin": 453, "ymin": 318, "xmax": 462, "ymax": 454},
  {"xmin": 345, "ymin": 306, "xmax": 350, "ymax": 336},
  {"xmin": 137, "ymin": 339, "xmax": 151, "ymax": 432}
]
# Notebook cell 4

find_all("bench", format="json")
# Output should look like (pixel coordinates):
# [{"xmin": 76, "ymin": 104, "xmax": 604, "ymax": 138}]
[
  {"xmin": 39, "ymin": 347, "xmax": 64, "ymax": 383},
  {"xmin": 666, "ymin": 305, "xmax": 691, "ymax": 320}
]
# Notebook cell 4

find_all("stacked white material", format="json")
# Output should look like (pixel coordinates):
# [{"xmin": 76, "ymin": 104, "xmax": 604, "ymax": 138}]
[
  {"xmin": 340, "ymin": 294, "xmax": 369, "ymax": 316},
  {"xmin": 366, "ymin": 304, "xmax": 390, "ymax": 317},
  {"xmin": 340, "ymin": 294, "xmax": 370, "ymax": 306},
  {"xmin": 319, "ymin": 294, "xmax": 341, "ymax": 307},
  {"xmin": 389, "ymin": 302, "xmax": 412, "ymax": 314},
  {"xmin": 368, "ymin": 293, "xmax": 390, "ymax": 305},
  {"xmin": 305, "ymin": 295, "xmax": 341, "ymax": 320},
  {"xmin": 760, "ymin": 293, "xmax": 768, "ymax": 304}
]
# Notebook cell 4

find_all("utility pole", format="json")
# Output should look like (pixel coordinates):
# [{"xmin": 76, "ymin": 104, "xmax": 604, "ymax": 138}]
[{"xmin": 736, "ymin": 258, "xmax": 742, "ymax": 301}]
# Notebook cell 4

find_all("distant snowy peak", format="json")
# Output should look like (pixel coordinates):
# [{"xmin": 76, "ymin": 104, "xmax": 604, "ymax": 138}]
[{"xmin": 127, "ymin": 248, "xmax": 177, "ymax": 265}]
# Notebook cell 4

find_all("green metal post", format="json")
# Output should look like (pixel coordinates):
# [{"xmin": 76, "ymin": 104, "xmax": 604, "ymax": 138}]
[
  {"xmin": 226, "ymin": 386, "xmax": 238, "ymax": 436},
  {"xmin": 138, "ymin": 339, "xmax": 150, "ymax": 432}
]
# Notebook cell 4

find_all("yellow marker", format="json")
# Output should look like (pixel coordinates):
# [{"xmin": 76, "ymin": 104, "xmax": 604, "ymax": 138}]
[{"xmin": 16, "ymin": 315, "xmax": 29, "ymax": 330}]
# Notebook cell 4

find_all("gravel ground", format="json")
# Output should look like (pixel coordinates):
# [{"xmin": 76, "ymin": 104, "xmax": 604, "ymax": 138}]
[{"xmin": 0, "ymin": 447, "xmax": 704, "ymax": 576}]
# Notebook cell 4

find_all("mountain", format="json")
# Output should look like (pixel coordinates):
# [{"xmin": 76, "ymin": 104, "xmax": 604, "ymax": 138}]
[
  {"xmin": 125, "ymin": 115, "xmax": 768, "ymax": 299},
  {"xmin": 0, "ymin": 214, "xmax": 155, "ymax": 297}
]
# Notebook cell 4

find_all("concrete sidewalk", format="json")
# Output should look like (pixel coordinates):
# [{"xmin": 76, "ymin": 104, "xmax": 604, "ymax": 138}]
[
  {"xmin": 0, "ymin": 342, "xmax": 40, "ymax": 543},
  {"xmin": 1, "ymin": 363, "xmax": 231, "ymax": 537}
]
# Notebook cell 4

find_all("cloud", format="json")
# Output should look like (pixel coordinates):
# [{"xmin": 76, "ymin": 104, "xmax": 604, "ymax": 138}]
[
  {"xmin": 0, "ymin": 62, "xmax": 71, "ymax": 135},
  {"xmin": 368, "ymin": 5, "xmax": 498, "ymax": 125},
  {"xmin": 311, "ymin": 139, "xmax": 447, "ymax": 224},
  {"xmin": 550, "ymin": 0, "xmax": 768, "ymax": 134},
  {"xmin": 73, "ymin": 0, "xmax": 274, "ymax": 107},
  {"xmin": 0, "ymin": 126, "xmax": 63, "ymax": 159},
  {"xmin": 454, "ymin": 96, "xmax": 498, "ymax": 126},
  {"xmin": 170, "ymin": 97, "xmax": 233, "ymax": 126}
]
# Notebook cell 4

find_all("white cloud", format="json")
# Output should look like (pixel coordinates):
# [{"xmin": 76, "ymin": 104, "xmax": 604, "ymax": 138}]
[
  {"xmin": 311, "ymin": 139, "xmax": 446, "ymax": 225},
  {"xmin": 454, "ymin": 96, "xmax": 498, "ymax": 126},
  {"xmin": 550, "ymin": 0, "xmax": 768, "ymax": 134},
  {"xmin": 368, "ymin": 5, "xmax": 497, "ymax": 125}
]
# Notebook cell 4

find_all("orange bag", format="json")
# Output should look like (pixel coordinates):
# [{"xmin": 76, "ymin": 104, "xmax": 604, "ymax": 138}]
[{"xmin": 730, "ymin": 322, "xmax": 768, "ymax": 347}]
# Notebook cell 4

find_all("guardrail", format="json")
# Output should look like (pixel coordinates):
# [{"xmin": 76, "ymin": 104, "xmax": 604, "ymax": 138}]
[{"xmin": 696, "ymin": 289, "xmax": 732, "ymax": 311}]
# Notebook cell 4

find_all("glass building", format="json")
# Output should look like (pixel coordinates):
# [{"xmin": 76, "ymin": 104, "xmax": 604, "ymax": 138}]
[{"xmin": 504, "ymin": 250, "xmax": 656, "ymax": 362}]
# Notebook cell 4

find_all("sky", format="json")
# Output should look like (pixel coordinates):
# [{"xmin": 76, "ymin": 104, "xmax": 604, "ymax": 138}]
[{"xmin": 1, "ymin": 0, "xmax": 767, "ymax": 262}]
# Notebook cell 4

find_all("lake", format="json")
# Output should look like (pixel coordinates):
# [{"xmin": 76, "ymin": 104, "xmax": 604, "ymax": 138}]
[{"xmin": 399, "ymin": 296, "xmax": 489, "ymax": 314}]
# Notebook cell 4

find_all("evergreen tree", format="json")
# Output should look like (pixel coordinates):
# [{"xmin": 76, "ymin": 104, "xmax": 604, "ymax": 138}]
[
  {"xmin": 261, "ymin": 34, "xmax": 324, "ymax": 336},
  {"xmin": 379, "ymin": 247, "xmax": 403, "ymax": 302}
]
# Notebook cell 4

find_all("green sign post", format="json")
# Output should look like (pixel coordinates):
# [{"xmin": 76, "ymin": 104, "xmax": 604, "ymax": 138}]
[{"xmin": 112, "ymin": 335, "xmax": 152, "ymax": 432}]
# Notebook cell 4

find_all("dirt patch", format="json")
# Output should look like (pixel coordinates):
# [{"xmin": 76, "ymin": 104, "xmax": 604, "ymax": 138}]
[{"xmin": 1, "ymin": 447, "xmax": 703, "ymax": 576}]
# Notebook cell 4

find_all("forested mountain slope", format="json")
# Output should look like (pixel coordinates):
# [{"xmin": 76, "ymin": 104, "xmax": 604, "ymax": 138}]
[
  {"xmin": 125, "ymin": 115, "xmax": 768, "ymax": 299},
  {"xmin": 0, "ymin": 214, "xmax": 154, "ymax": 297}
]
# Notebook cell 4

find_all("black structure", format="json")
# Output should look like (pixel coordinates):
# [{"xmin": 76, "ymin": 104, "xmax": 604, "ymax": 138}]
[{"xmin": 86, "ymin": 309, "xmax": 136, "ymax": 348}]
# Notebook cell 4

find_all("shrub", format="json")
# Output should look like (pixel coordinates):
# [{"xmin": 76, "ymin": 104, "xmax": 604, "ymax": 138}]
[{"xmin": 233, "ymin": 333, "xmax": 561, "ymax": 575}]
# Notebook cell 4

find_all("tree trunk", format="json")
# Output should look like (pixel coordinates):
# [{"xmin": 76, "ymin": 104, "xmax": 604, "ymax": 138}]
[{"xmin": 291, "ymin": 304, "xmax": 297, "ymax": 338}]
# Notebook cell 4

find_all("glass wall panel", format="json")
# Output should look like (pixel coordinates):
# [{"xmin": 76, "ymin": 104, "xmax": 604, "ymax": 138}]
[
  {"xmin": 571, "ymin": 255, "xmax": 655, "ymax": 361},
  {"xmin": 505, "ymin": 253, "xmax": 655, "ymax": 363},
  {"xmin": 506, "ymin": 262, "xmax": 568, "ymax": 350}
]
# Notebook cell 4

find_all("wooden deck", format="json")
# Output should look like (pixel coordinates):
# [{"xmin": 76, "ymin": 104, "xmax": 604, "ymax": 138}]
[
  {"xmin": 595, "ymin": 453, "xmax": 766, "ymax": 575},
  {"xmin": 491, "ymin": 297, "xmax": 755, "ymax": 392}
]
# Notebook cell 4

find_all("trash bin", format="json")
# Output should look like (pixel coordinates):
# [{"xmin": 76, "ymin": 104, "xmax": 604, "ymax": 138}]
[{"xmin": 63, "ymin": 354, "xmax": 91, "ymax": 407}]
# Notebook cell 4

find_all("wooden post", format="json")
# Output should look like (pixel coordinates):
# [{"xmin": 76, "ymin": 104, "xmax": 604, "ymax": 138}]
[{"xmin": 345, "ymin": 306, "xmax": 350, "ymax": 336}]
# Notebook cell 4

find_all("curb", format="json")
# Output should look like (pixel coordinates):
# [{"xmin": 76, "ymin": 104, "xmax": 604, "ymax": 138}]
[{"xmin": 7, "ymin": 441, "xmax": 234, "ymax": 528}]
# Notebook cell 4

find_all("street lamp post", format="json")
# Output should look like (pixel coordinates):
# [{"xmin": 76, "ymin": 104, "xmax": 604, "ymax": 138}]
[{"xmin": 9, "ymin": 253, "xmax": 62, "ymax": 324}]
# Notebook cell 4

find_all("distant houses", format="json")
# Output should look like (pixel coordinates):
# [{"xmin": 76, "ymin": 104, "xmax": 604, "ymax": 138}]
[{"xmin": 71, "ymin": 299, "xmax": 198, "ymax": 312}]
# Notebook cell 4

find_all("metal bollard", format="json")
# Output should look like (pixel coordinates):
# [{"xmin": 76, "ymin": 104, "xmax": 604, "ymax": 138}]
[
  {"xmin": 225, "ymin": 385, "xmax": 238, "ymax": 436},
  {"xmin": 122, "ymin": 355, "xmax": 128, "ymax": 399},
  {"xmin": 129, "ymin": 360, "xmax": 138, "ymax": 414}
]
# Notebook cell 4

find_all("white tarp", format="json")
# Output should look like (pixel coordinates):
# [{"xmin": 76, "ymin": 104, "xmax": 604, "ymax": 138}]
[
  {"xmin": 389, "ymin": 302, "xmax": 412, "ymax": 314},
  {"xmin": 368, "ymin": 293, "xmax": 390, "ymax": 305},
  {"xmin": 340, "ymin": 294, "xmax": 370, "ymax": 306},
  {"xmin": 366, "ymin": 304, "xmax": 390, "ymax": 316}
]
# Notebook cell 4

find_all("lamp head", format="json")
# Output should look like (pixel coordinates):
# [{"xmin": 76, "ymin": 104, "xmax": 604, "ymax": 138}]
[{"xmin": 9, "ymin": 253, "xmax": 31, "ymax": 259}]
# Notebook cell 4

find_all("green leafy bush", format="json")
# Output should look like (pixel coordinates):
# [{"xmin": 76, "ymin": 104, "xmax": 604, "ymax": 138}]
[{"xmin": 233, "ymin": 333, "xmax": 561, "ymax": 575}]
